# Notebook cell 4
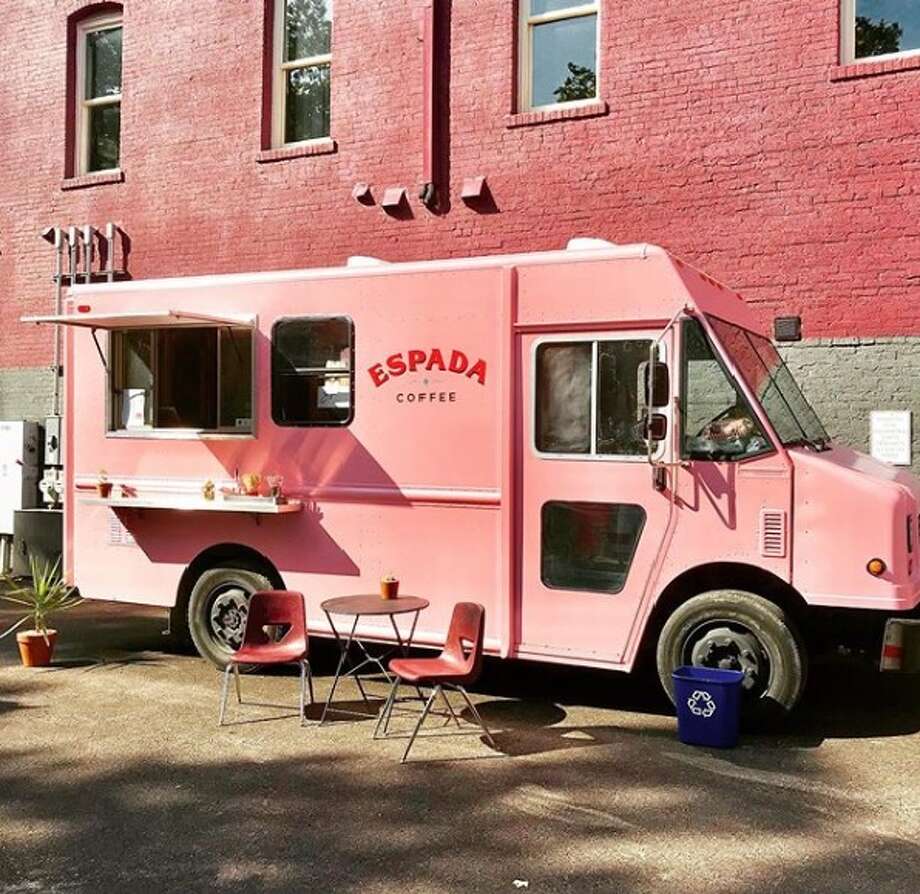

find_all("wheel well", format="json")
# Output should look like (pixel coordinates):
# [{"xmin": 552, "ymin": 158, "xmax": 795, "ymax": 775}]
[
  {"xmin": 637, "ymin": 562, "xmax": 809, "ymax": 667},
  {"xmin": 173, "ymin": 543, "xmax": 285, "ymax": 618}
]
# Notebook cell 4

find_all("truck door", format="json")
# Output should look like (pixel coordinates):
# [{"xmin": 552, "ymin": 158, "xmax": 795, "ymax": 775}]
[{"xmin": 517, "ymin": 331, "xmax": 674, "ymax": 665}]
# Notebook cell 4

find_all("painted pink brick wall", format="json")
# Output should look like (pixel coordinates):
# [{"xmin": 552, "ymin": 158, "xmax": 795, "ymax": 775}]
[{"xmin": 1, "ymin": 0, "xmax": 918, "ymax": 371}]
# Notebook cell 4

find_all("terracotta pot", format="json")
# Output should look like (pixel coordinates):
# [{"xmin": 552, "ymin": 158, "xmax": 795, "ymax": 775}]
[
  {"xmin": 97, "ymin": 481, "xmax": 113, "ymax": 498},
  {"xmin": 380, "ymin": 578, "xmax": 399, "ymax": 600},
  {"xmin": 16, "ymin": 629, "xmax": 57, "ymax": 667}
]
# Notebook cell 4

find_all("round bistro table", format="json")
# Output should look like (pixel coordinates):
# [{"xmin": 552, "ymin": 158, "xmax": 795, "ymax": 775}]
[{"xmin": 319, "ymin": 594, "xmax": 429, "ymax": 724}]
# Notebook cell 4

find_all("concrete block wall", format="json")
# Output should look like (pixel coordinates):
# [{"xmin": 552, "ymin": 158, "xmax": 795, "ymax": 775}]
[{"xmin": 781, "ymin": 338, "xmax": 920, "ymax": 476}]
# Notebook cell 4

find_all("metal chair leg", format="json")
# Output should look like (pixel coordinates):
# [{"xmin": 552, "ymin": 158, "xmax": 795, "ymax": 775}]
[
  {"xmin": 306, "ymin": 660, "xmax": 315, "ymax": 705},
  {"xmin": 218, "ymin": 664, "xmax": 233, "ymax": 727},
  {"xmin": 299, "ymin": 660, "xmax": 308, "ymax": 726},
  {"xmin": 439, "ymin": 687, "xmax": 462, "ymax": 728},
  {"xmin": 375, "ymin": 677, "xmax": 400, "ymax": 739},
  {"xmin": 401, "ymin": 685, "xmax": 439, "ymax": 764},
  {"xmin": 233, "ymin": 663, "xmax": 242, "ymax": 704},
  {"xmin": 456, "ymin": 685, "xmax": 497, "ymax": 748}
]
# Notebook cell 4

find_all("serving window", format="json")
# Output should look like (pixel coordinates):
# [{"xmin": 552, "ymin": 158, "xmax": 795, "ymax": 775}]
[
  {"xmin": 109, "ymin": 326, "xmax": 253, "ymax": 434},
  {"xmin": 271, "ymin": 316, "xmax": 354, "ymax": 426}
]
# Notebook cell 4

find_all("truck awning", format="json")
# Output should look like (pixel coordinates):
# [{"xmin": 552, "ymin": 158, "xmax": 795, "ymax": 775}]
[{"xmin": 20, "ymin": 310, "xmax": 256, "ymax": 329}]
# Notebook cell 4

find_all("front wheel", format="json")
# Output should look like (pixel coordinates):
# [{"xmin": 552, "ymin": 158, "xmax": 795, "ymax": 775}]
[
  {"xmin": 656, "ymin": 590, "xmax": 807, "ymax": 719},
  {"xmin": 187, "ymin": 566, "xmax": 273, "ymax": 667}
]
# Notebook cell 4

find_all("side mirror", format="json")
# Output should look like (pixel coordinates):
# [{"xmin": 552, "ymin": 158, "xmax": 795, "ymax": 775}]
[
  {"xmin": 645, "ymin": 362, "xmax": 670, "ymax": 408},
  {"xmin": 646, "ymin": 413, "xmax": 668, "ymax": 442}
]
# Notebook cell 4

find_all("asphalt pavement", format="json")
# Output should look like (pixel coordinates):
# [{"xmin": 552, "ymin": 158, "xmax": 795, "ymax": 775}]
[{"xmin": 2, "ymin": 600, "xmax": 920, "ymax": 893}]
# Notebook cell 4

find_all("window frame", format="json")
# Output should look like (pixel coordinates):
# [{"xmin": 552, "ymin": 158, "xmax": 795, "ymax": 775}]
[
  {"xmin": 678, "ymin": 317, "xmax": 775, "ymax": 463},
  {"xmin": 531, "ymin": 331, "xmax": 669, "ymax": 463},
  {"xmin": 105, "ymin": 326, "xmax": 257, "ymax": 440},
  {"xmin": 74, "ymin": 12, "xmax": 123, "ymax": 176},
  {"xmin": 839, "ymin": 0, "xmax": 920, "ymax": 64},
  {"xmin": 518, "ymin": 0, "xmax": 601, "ymax": 113},
  {"xmin": 270, "ymin": 314, "xmax": 355, "ymax": 428},
  {"xmin": 271, "ymin": 0, "xmax": 333, "ymax": 148}
]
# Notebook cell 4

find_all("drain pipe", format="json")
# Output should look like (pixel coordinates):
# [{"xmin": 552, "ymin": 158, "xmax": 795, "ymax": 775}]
[{"xmin": 40, "ymin": 226, "xmax": 65, "ymax": 417}]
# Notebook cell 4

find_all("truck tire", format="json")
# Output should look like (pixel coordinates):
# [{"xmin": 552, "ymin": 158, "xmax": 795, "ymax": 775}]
[
  {"xmin": 656, "ymin": 590, "xmax": 807, "ymax": 719},
  {"xmin": 187, "ymin": 565, "xmax": 273, "ymax": 668}
]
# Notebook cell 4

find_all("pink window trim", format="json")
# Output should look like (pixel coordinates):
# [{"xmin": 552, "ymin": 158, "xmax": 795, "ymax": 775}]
[
  {"xmin": 256, "ymin": 140, "xmax": 337, "ymax": 163},
  {"xmin": 61, "ymin": 169, "xmax": 124, "ymax": 191},
  {"xmin": 505, "ymin": 100, "xmax": 609, "ymax": 129}
]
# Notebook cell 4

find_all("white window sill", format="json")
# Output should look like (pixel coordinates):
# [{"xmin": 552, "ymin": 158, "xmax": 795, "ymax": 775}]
[
  {"xmin": 257, "ymin": 139, "xmax": 337, "ymax": 163},
  {"xmin": 61, "ymin": 169, "xmax": 124, "ymax": 190},
  {"xmin": 106, "ymin": 429, "xmax": 255, "ymax": 441},
  {"xmin": 506, "ymin": 100, "xmax": 608, "ymax": 128},
  {"xmin": 832, "ymin": 53, "xmax": 920, "ymax": 80}
]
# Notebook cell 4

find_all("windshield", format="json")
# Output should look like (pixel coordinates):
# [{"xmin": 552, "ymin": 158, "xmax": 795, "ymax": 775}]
[{"xmin": 707, "ymin": 316, "xmax": 829, "ymax": 449}]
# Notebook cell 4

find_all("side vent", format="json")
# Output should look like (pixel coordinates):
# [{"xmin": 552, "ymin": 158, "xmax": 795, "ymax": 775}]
[{"xmin": 760, "ymin": 509, "xmax": 787, "ymax": 558}]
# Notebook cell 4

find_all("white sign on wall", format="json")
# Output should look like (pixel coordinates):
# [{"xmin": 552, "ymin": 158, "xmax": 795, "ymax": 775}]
[{"xmin": 870, "ymin": 410, "xmax": 912, "ymax": 466}]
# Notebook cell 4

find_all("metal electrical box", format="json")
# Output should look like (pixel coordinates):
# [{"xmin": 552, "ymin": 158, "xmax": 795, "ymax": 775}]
[
  {"xmin": 44, "ymin": 415, "xmax": 63, "ymax": 466},
  {"xmin": 0, "ymin": 421, "xmax": 41, "ymax": 536},
  {"xmin": 12, "ymin": 508, "xmax": 63, "ymax": 577}
]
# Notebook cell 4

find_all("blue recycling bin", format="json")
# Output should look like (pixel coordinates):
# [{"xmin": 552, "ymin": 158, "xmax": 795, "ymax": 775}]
[{"xmin": 672, "ymin": 666, "xmax": 745, "ymax": 748}]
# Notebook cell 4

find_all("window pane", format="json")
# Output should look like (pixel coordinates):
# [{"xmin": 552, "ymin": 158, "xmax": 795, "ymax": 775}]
[
  {"xmin": 855, "ymin": 1, "xmax": 920, "ymax": 58},
  {"xmin": 531, "ymin": 0, "xmax": 592, "ymax": 15},
  {"xmin": 156, "ymin": 329, "xmax": 218, "ymax": 429},
  {"xmin": 542, "ymin": 502, "xmax": 646, "ymax": 594},
  {"xmin": 85, "ymin": 26, "xmax": 122, "ymax": 98},
  {"xmin": 113, "ymin": 331, "xmax": 153, "ymax": 429},
  {"xmin": 535, "ymin": 342, "xmax": 591, "ymax": 453},
  {"xmin": 682, "ymin": 320, "xmax": 769, "ymax": 461},
  {"xmin": 285, "ymin": 0, "xmax": 332, "ymax": 60},
  {"xmin": 285, "ymin": 64, "xmax": 330, "ymax": 142},
  {"xmin": 219, "ymin": 328, "xmax": 253, "ymax": 430},
  {"xmin": 272, "ymin": 317, "xmax": 353, "ymax": 426},
  {"xmin": 87, "ymin": 103, "xmax": 120, "ymax": 172},
  {"xmin": 531, "ymin": 14, "xmax": 597, "ymax": 106},
  {"xmin": 596, "ymin": 340, "xmax": 652, "ymax": 456}
]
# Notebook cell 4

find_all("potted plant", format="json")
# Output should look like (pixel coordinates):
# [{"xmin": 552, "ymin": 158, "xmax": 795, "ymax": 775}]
[
  {"xmin": 380, "ymin": 574, "xmax": 399, "ymax": 600},
  {"xmin": 97, "ymin": 469, "xmax": 112, "ymax": 499},
  {"xmin": 1, "ymin": 556, "xmax": 83, "ymax": 667}
]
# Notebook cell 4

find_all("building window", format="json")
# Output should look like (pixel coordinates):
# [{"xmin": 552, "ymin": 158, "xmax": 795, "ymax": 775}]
[
  {"xmin": 109, "ymin": 328, "xmax": 253, "ymax": 433},
  {"xmin": 519, "ymin": 0, "xmax": 599, "ymax": 111},
  {"xmin": 841, "ymin": 1, "xmax": 920, "ymax": 63},
  {"xmin": 273, "ymin": 0, "xmax": 332, "ymax": 146},
  {"xmin": 541, "ymin": 501, "xmax": 646, "ymax": 594},
  {"xmin": 534, "ymin": 338, "xmax": 654, "ymax": 457},
  {"xmin": 271, "ymin": 316, "xmax": 353, "ymax": 426},
  {"xmin": 75, "ymin": 14, "xmax": 123, "ymax": 174}
]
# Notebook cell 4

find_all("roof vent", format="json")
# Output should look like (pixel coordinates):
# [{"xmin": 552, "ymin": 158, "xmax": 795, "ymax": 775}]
[
  {"xmin": 566, "ymin": 237, "xmax": 618, "ymax": 251},
  {"xmin": 346, "ymin": 256, "xmax": 391, "ymax": 268}
]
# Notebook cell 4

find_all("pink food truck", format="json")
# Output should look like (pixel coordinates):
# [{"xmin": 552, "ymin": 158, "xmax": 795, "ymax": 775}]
[{"xmin": 24, "ymin": 240, "xmax": 920, "ymax": 715}]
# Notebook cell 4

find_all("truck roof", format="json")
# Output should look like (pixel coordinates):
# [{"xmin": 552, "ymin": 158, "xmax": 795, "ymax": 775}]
[{"xmin": 63, "ymin": 240, "xmax": 763, "ymax": 334}]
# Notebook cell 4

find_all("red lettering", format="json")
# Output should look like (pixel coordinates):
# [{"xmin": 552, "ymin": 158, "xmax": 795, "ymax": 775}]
[
  {"xmin": 387, "ymin": 353, "xmax": 407, "ymax": 377},
  {"xmin": 449, "ymin": 350, "xmax": 468, "ymax": 374},
  {"xmin": 368, "ymin": 364, "xmax": 388, "ymax": 387},
  {"xmin": 425, "ymin": 348, "xmax": 446, "ymax": 371},
  {"xmin": 408, "ymin": 350, "xmax": 426, "ymax": 372},
  {"xmin": 466, "ymin": 359, "xmax": 487, "ymax": 385}
]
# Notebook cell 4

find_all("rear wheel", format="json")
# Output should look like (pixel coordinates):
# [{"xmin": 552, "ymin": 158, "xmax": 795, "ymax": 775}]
[
  {"xmin": 656, "ymin": 590, "xmax": 807, "ymax": 720},
  {"xmin": 187, "ymin": 566, "xmax": 273, "ymax": 668}
]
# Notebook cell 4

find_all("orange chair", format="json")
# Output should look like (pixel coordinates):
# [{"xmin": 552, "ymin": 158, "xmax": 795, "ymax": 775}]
[
  {"xmin": 375, "ymin": 602, "xmax": 496, "ymax": 762},
  {"xmin": 217, "ymin": 590, "xmax": 314, "ymax": 727}
]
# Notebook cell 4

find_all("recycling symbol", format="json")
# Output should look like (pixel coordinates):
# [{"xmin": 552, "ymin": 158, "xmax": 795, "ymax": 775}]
[{"xmin": 687, "ymin": 690, "xmax": 716, "ymax": 718}]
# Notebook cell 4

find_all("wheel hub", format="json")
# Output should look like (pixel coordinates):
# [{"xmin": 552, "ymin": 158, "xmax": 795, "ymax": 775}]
[
  {"xmin": 690, "ymin": 626, "xmax": 765, "ymax": 691},
  {"xmin": 208, "ymin": 586, "xmax": 250, "ymax": 650}
]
